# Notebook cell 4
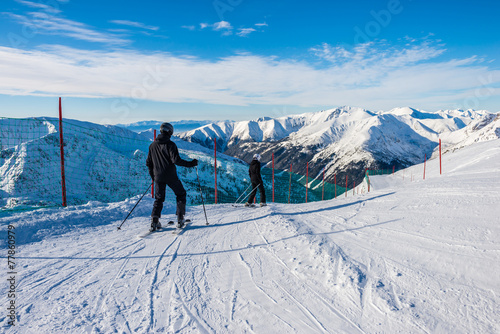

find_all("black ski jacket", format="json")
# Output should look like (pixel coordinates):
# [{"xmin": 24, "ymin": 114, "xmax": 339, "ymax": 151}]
[
  {"xmin": 249, "ymin": 159, "xmax": 263, "ymax": 183},
  {"xmin": 146, "ymin": 133, "xmax": 194, "ymax": 183}
]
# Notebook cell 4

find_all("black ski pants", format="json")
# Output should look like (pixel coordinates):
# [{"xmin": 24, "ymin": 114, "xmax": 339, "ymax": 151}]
[
  {"xmin": 151, "ymin": 176, "xmax": 186, "ymax": 220},
  {"xmin": 247, "ymin": 180, "xmax": 266, "ymax": 204}
]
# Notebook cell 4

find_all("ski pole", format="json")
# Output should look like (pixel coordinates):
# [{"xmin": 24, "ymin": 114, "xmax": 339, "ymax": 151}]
[
  {"xmin": 195, "ymin": 166, "xmax": 209, "ymax": 225},
  {"xmin": 234, "ymin": 183, "xmax": 252, "ymax": 204},
  {"xmin": 238, "ymin": 183, "xmax": 260, "ymax": 205},
  {"xmin": 117, "ymin": 183, "xmax": 152, "ymax": 230}
]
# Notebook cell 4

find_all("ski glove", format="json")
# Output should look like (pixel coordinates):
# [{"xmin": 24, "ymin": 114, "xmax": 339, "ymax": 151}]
[{"xmin": 190, "ymin": 159, "xmax": 198, "ymax": 167}]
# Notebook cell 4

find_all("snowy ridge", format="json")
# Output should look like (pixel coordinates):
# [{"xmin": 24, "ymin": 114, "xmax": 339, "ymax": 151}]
[
  {"xmin": 116, "ymin": 120, "xmax": 213, "ymax": 134},
  {"xmin": 179, "ymin": 106, "xmax": 499, "ymax": 185},
  {"xmin": 0, "ymin": 139, "xmax": 498, "ymax": 332}
]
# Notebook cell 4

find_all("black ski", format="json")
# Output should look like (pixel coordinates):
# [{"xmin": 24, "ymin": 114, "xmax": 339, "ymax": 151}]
[
  {"xmin": 138, "ymin": 220, "xmax": 166, "ymax": 238},
  {"xmin": 172, "ymin": 219, "xmax": 191, "ymax": 235},
  {"xmin": 138, "ymin": 227, "xmax": 163, "ymax": 239}
]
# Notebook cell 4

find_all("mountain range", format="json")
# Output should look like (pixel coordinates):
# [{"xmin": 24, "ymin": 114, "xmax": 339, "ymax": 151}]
[
  {"xmin": 2, "ymin": 107, "xmax": 498, "ymax": 208},
  {"xmin": 116, "ymin": 120, "xmax": 212, "ymax": 134},
  {"xmin": 178, "ymin": 106, "xmax": 500, "ymax": 186}
]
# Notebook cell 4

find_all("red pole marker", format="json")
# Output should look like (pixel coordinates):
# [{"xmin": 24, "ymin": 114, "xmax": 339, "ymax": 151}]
[
  {"xmin": 152, "ymin": 129, "xmax": 156, "ymax": 198},
  {"xmin": 439, "ymin": 139, "xmax": 442, "ymax": 175},
  {"xmin": 322, "ymin": 168, "xmax": 325, "ymax": 201},
  {"xmin": 214, "ymin": 138, "xmax": 217, "ymax": 204},
  {"xmin": 345, "ymin": 174, "xmax": 348, "ymax": 197},
  {"xmin": 288, "ymin": 163, "xmax": 292, "ymax": 204},
  {"xmin": 367, "ymin": 170, "xmax": 371, "ymax": 192},
  {"xmin": 305, "ymin": 162, "xmax": 309, "ymax": 203},
  {"xmin": 423, "ymin": 154, "xmax": 427, "ymax": 180},
  {"xmin": 58, "ymin": 98, "xmax": 67, "ymax": 207},
  {"xmin": 334, "ymin": 174, "xmax": 337, "ymax": 198},
  {"xmin": 272, "ymin": 153, "xmax": 275, "ymax": 203}
]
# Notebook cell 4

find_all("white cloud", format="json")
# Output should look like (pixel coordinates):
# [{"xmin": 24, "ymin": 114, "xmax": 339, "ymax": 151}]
[
  {"xmin": 213, "ymin": 21, "xmax": 232, "ymax": 35},
  {"xmin": 5, "ymin": 12, "xmax": 129, "ymax": 45},
  {"xmin": 213, "ymin": 21, "xmax": 232, "ymax": 31},
  {"xmin": 0, "ymin": 42, "xmax": 498, "ymax": 111},
  {"xmin": 198, "ymin": 21, "xmax": 233, "ymax": 35},
  {"xmin": 110, "ymin": 20, "xmax": 159, "ymax": 31},
  {"xmin": 255, "ymin": 22, "xmax": 268, "ymax": 27},
  {"xmin": 310, "ymin": 41, "xmax": 444, "ymax": 69},
  {"xmin": 182, "ymin": 25, "xmax": 196, "ymax": 31},
  {"xmin": 237, "ymin": 28, "xmax": 256, "ymax": 37},
  {"xmin": 14, "ymin": 0, "xmax": 61, "ymax": 14}
]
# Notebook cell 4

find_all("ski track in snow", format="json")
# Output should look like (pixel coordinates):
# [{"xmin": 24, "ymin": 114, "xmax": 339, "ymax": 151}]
[{"xmin": 1, "ymin": 140, "xmax": 499, "ymax": 333}]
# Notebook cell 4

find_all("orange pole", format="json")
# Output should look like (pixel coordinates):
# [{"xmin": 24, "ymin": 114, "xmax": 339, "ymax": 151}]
[
  {"xmin": 152, "ymin": 129, "xmax": 156, "ymax": 198},
  {"xmin": 334, "ymin": 174, "xmax": 337, "ymax": 198},
  {"xmin": 423, "ymin": 154, "xmax": 427, "ymax": 180},
  {"xmin": 439, "ymin": 139, "xmax": 442, "ymax": 175},
  {"xmin": 345, "ymin": 174, "xmax": 348, "ymax": 197},
  {"xmin": 214, "ymin": 138, "xmax": 217, "ymax": 204},
  {"xmin": 58, "ymin": 98, "xmax": 67, "ymax": 207},
  {"xmin": 288, "ymin": 163, "xmax": 292, "ymax": 204},
  {"xmin": 322, "ymin": 168, "xmax": 325, "ymax": 201},
  {"xmin": 272, "ymin": 153, "xmax": 275, "ymax": 203},
  {"xmin": 305, "ymin": 162, "xmax": 309, "ymax": 203}
]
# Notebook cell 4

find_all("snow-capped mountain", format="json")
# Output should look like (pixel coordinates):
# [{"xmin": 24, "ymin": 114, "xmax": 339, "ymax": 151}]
[
  {"xmin": 178, "ymin": 107, "xmax": 499, "ymax": 186},
  {"xmin": 2, "ymin": 107, "xmax": 498, "ymax": 208}
]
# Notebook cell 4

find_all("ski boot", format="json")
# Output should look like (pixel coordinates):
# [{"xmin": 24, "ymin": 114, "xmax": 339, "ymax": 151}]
[
  {"xmin": 150, "ymin": 217, "xmax": 162, "ymax": 232},
  {"xmin": 177, "ymin": 215, "xmax": 185, "ymax": 229},
  {"xmin": 260, "ymin": 202, "xmax": 267, "ymax": 207}
]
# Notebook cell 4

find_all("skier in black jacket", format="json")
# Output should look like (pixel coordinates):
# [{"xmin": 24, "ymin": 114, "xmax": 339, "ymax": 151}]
[
  {"xmin": 245, "ymin": 153, "xmax": 267, "ymax": 207},
  {"xmin": 146, "ymin": 122, "xmax": 198, "ymax": 230}
]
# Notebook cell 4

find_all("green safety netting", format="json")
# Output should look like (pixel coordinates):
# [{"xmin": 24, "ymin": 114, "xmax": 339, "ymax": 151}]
[
  {"xmin": 1, "ymin": 117, "xmax": 356, "ymax": 213},
  {"xmin": 0, "ymin": 117, "xmax": 62, "ymax": 212},
  {"xmin": 366, "ymin": 169, "xmax": 395, "ymax": 176},
  {"xmin": 196, "ymin": 160, "xmax": 350, "ymax": 206}
]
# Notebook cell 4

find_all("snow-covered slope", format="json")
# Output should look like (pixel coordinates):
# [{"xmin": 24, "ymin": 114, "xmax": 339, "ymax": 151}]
[
  {"xmin": 0, "ymin": 118, "xmax": 155, "ymax": 207},
  {"xmin": 0, "ymin": 118, "xmax": 248, "ymax": 208},
  {"xmin": 179, "ymin": 107, "xmax": 499, "ymax": 186},
  {"xmin": 1, "ymin": 139, "xmax": 498, "ymax": 333},
  {"xmin": 439, "ymin": 112, "xmax": 500, "ymax": 154}
]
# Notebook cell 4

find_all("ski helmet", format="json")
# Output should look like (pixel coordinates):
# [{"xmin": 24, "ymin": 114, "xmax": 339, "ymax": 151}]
[
  {"xmin": 253, "ymin": 153, "xmax": 261, "ymax": 161},
  {"xmin": 160, "ymin": 122, "xmax": 174, "ymax": 135}
]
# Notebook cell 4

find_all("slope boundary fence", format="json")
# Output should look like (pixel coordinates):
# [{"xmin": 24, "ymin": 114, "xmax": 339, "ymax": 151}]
[{"xmin": 1, "ymin": 99, "xmax": 441, "ymax": 213}]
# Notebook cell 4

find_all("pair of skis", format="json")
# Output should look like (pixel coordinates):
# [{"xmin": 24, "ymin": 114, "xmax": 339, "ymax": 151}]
[
  {"xmin": 232, "ymin": 183, "xmax": 261, "ymax": 207},
  {"xmin": 138, "ymin": 219, "xmax": 191, "ymax": 238}
]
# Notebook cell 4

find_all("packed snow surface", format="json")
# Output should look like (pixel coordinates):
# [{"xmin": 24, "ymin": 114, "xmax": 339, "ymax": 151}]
[{"xmin": 1, "ymin": 140, "xmax": 499, "ymax": 333}]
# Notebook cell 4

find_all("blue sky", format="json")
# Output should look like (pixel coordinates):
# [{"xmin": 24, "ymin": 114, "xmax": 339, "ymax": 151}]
[{"xmin": 0, "ymin": 0, "xmax": 499, "ymax": 124}]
